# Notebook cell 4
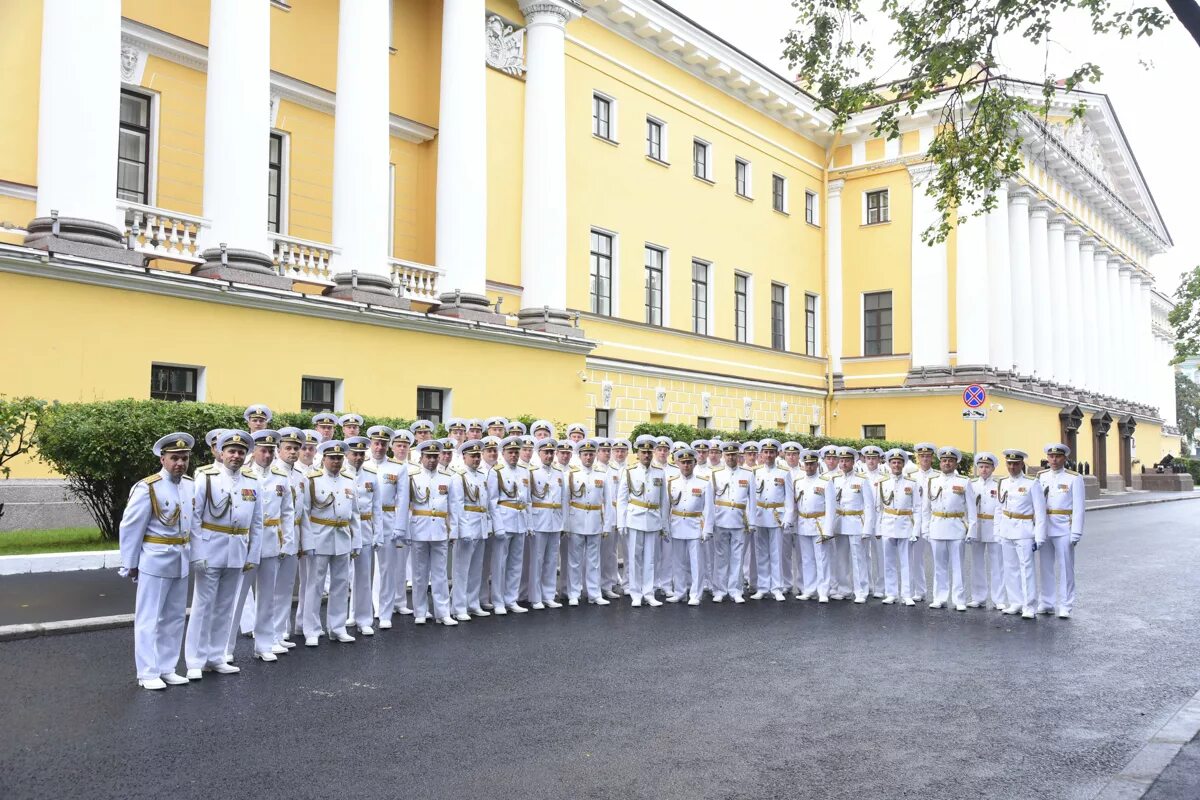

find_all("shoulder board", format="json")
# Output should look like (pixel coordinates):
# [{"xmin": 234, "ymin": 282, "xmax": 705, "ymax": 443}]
[
  {"xmin": 240, "ymin": 466, "xmax": 257, "ymax": 477},
  {"xmin": 387, "ymin": 456, "xmax": 402, "ymax": 464},
  {"xmin": 181, "ymin": 475, "xmax": 194, "ymax": 482},
  {"xmin": 1065, "ymin": 468, "xmax": 1079, "ymax": 476},
  {"xmin": 143, "ymin": 473, "xmax": 162, "ymax": 485},
  {"xmin": 1037, "ymin": 468, "xmax": 1050, "ymax": 476},
  {"xmin": 270, "ymin": 464, "xmax": 290, "ymax": 477},
  {"xmin": 361, "ymin": 463, "xmax": 379, "ymax": 474},
  {"xmin": 668, "ymin": 475, "xmax": 678, "ymax": 483},
  {"xmin": 523, "ymin": 464, "xmax": 533, "ymax": 470},
  {"xmin": 569, "ymin": 465, "xmax": 580, "ymax": 472},
  {"xmin": 438, "ymin": 468, "xmax": 451, "ymax": 476},
  {"xmin": 820, "ymin": 471, "xmax": 835, "ymax": 480},
  {"xmin": 196, "ymin": 464, "xmax": 218, "ymax": 474},
  {"xmin": 307, "ymin": 469, "xmax": 323, "ymax": 479},
  {"xmin": 710, "ymin": 465, "xmax": 725, "ymax": 472}
]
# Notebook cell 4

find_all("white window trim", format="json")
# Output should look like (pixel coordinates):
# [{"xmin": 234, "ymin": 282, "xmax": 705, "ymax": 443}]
[
  {"xmin": 590, "ymin": 225, "xmax": 620, "ymax": 317},
  {"xmin": 691, "ymin": 257, "xmax": 713, "ymax": 336},
  {"xmin": 862, "ymin": 187, "xmax": 890, "ymax": 225},
  {"xmin": 645, "ymin": 114, "xmax": 668, "ymax": 162},
  {"xmin": 151, "ymin": 361, "xmax": 206, "ymax": 402},
  {"xmin": 771, "ymin": 282, "xmax": 790, "ymax": 352},
  {"xmin": 734, "ymin": 269, "xmax": 753, "ymax": 344},
  {"xmin": 735, "ymin": 157, "xmax": 752, "ymax": 199},
  {"xmin": 693, "ymin": 137, "xmax": 712, "ymax": 182},
  {"xmin": 772, "ymin": 173, "xmax": 790, "ymax": 215},
  {"xmin": 804, "ymin": 291, "xmax": 821, "ymax": 356},
  {"xmin": 120, "ymin": 84, "xmax": 159, "ymax": 207},
  {"xmin": 592, "ymin": 90, "xmax": 618, "ymax": 142},
  {"xmin": 303, "ymin": 375, "xmax": 344, "ymax": 413},
  {"xmin": 862, "ymin": 424, "xmax": 887, "ymax": 439},
  {"xmin": 860, "ymin": 290, "xmax": 893, "ymax": 357},
  {"xmin": 417, "ymin": 386, "xmax": 452, "ymax": 421},
  {"xmin": 269, "ymin": 129, "xmax": 291, "ymax": 235},
  {"xmin": 804, "ymin": 189, "xmax": 819, "ymax": 225},
  {"xmin": 644, "ymin": 242, "xmax": 669, "ymax": 327}
]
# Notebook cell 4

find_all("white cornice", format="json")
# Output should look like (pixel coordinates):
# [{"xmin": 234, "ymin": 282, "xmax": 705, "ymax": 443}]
[
  {"xmin": 0, "ymin": 180, "xmax": 36, "ymax": 202},
  {"xmin": 0, "ymin": 246, "xmax": 594, "ymax": 356},
  {"xmin": 121, "ymin": 18, "xmax": 437, "ymax": 144},
  {"xmin": 586, "ymin": 356, "xmax": 826, "ymax": 398}
]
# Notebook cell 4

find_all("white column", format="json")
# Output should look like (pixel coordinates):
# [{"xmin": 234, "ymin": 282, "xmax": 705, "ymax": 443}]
[
  {"xmin": 1137, "ymin": 276, "xmax": 1154, "ymax": 408},
  {"xmin": 518, "ymin": 0, "xmax": 581, "ymax": 320},
  {"xmin": 986, "ymin": 184, "xmax": 1013, "ymax": 372},
  {"xmin": 1046, "ymin": 216, "xmax": 1068, "ymax": 385},
  {"xmin": 1028, "ymin": 203, "xmax": 1053, "ymax": 382},
  {"xmin": 955, "ymin": 204, "xmax": 990, "ymax": 369},
  {"xmin": 1117, "ymin": 263, "xmax": 1134, "ymax": 403},
  {"xmin": 1094, "ymin": 250, "xmax": 1114, "ymax": 398},
  {"xmin": 200, "ymin": 0, "xmax": 272, "ymax": 271},
  {"xmin": 1106, "ymin": 257, "xmax": 1122, "ymax": 399},
  {"xmin": 827, "ymin": 179, "xmax": 845, "ymax": 378},
  {"xmin": 1063, "ymin": 228, "xmax": 1084, "ymax": 389},
  {"xmin": 330, "ymin": 0, "xmax": 393, "ymax": 295},
  {"xmin": 909, "ymin": 164, "xmax": 949, "ymax": 370},
  {"xmin": 1008, "ymin": 190, "xmax": 1034, "ymax": 375},
  {"xmin": 29, "ymin": 0, "xmax": 123, "ymax": 242},
  {"xmin": 1078, "ymin": 237, "xmax": 1098, "ymax": 394},
  {"xmin": 435, "ymin": 0, "xmax": 488, "ymax": 299}
]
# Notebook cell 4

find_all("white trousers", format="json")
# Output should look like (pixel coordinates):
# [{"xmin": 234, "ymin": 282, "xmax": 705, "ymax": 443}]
[
  {"xmin": 600, "ymin": 528, "xmax": 621, "ymax": 590},
  {"xmin": 701, "ymin": 535, "xmax": 715, "ymax": 591},
  {"xmin": 780, "ymin": 530, "xmax": 798, "ymax": 591},
  {"xmin": 451, "ymin": 538, "xmax": 487, "ymax": 615},
  {"xmin": 1038, "ymin": 536, "xmax": 1076, "ymax": 612},
  {"xmin": 274, "ymin": 553, "xmax": 297, "ymax": 643},
  {"xmin": 374, "ymin": 543, "xmax": 399, "ymax": 620},
  {"xmin": 490, "ymin": 532, "xmax": 526, "ymax": 608},
  {"xmin": 303, "ymin": 554, "xmax": 350, "ymax": 638},
  {"xmin": 881, "ymin": 538, "xmax": 913, "ymax": 600},
  {"xmin": 831, "ymin": 534, "xmax": 852, "ymax": 595},
  {"xmin": 931, "ymin": 539, "xmax": 966, "ymax": 606},
  {"xmin": 567, "ymin": 533, "xmax": 602, "ymax": 600},
  {"xmin": 410, "ymin": 540, "xmax": 450, "ymax": 620},
  {"xmin": 796, "ymin": 535, "xmax": 831, "ymax": 598},
  {"xmin": 556, "ymin": 532, "xmax": 570, "ymax": 597},
  {"xmin": 133, "ymin": 573, "xmax": 187, "ymax": 680},
  {"xmin": 626, "ymin": 529, "xmax": 659, "ymax": 601},
  {"xmin": 753, "ymin": 526, "xmax": 784, "ymax": 592},
  {"xmin": 655, "ymin": 535, "xmax": 674, "ymax": 591},
  {"xmin": 969, "ymin": 540, "xmax": 1006, "ymax": 606},
  {"xmin": 841, "ymin": 535, "xmax": 870, "ymax": 598},
  {"xmin": 184, "ymin": 565, "xmax": 241, "ymax": 669},
  {"xmin": 227, "ymin": 572, "xmax": 255, "ymax": 656},
  {"xmin": 672, "ymin": 538, "xmax": 702, "ymax": 600},
  {"xmin": 712, "ymin": 527, "xmax": 746, "ymax": 599},
  {"xmin": 350, "ymin": 546, "xmax": 375, "ymax": 627},
  {"xmin": 519, "ymin": 537, "xmax": 533, "ymax": 601},
  {"xmin": 1002, "ymin": 538, "xmax": 1037, "ymax": 613},
  {"xmin": 742, "ymin": 533, "xmax": 756, "ymax": 590},
  {"xmin": 529, "ymin": 531, "xmax": 561, "ymax": 605},
  {"xmin": 910, "ymin": 537, "xmax": 929, "ymax": 597},
  {"xmin": 865, "ymin": 535, "xmax": 883, "ymax": 594},
  {"xmin": 293, "ymin": 555, "xmax": 311, "ymax": 634},
  {"xmin": 247, "ymin": 558, "xmax": 280, "ymax": 653}
]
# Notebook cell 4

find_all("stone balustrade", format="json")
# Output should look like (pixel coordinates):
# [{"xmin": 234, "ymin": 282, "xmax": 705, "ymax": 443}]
[
  {"xmin": 269, "ymin": 233, "xmax": 338, "ymax": 283},
  {"xmin": 389, "ymin": 257, "xmax": 442, "ymax": 303},
  {"xmin": 118, "ymin": 201, "xmax": 208, "ymax": 264}
]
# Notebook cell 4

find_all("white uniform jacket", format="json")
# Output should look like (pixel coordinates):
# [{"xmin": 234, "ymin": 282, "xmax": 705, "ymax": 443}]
[
  {"xmin": 833, "ymin": 471, "xmax": 878, "ymax": 537},
  {"xmin": 488, "ymin": 462, "xmax": 530, "ymax": 534},
  {"xmin": 365, "ymin": 457, "xmax": 406, "ymax": 544},
  {"xmin": 566, "ymin": 465, "xmax": 607, "ymax": 536},
  {"xmin": 249, "ymin": 460, "xmax": 295, "ymax": 559},
  {"xmin": 602, "ymin": 462, "xmax": 622, "ymax": 533},
  {"xmin": 793, "ymin": 472, "xmax": 834, "ymax": 539},
  {"xmin": 408, "ymin": 466, "xmax": 454, "ymax": 542},
  {"xmin": 119, "ymin": 470, "xmax": 194, "ymax": 578},
  {"xmin": 877, "ymin": 475, "xmax": 918, "ymax": 540},
  {"xmin": 301, "ymin": 469, "xmax": 362, "ymax": 555},
  {"xmin": 996, "ymin": 473, "xmax": 1048, "ymax": 544},
  {"xmin": 668, "ymin": 474, "xmax": 714, "ymax": 540},
  {"xmin": 1038, "ymin": 468, "xmax": 1085, "ymax": 538},
  {"xmin": 617, "ymin": 463, "xmax": 669, "ymax": 533},
  {"xmin": 191, "ymin": 466, "xmax": 264, "ymax": 568},
  {"xmin": 709, "ymin": 466, "xmax": 757, "ymax": 531},
  {"xmin": 284, "ymin": 462, "xmax": 308, "ymax": 556},
  {"xmin": 752, "ymin": 465, "xmax": 796, "ymax": 529},
  {"xmin": 450, "ymin": 465, "xmax": 492, "ymax": 541},
  {"xmin": 921, "ymin": 472, "xmax": 978, "ymax": 541},
  {"xmin": 529, "ymin": 464, "xmax": 568, "ymax": 533},
  {"xmin": 971, "ymin": 476, "xmax": 1000, "ymax": 543}
]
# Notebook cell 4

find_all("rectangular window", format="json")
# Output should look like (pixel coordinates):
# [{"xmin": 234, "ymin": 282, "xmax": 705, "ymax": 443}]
[
  {"xmin": 594, "ymin": 409, "xmax": 610, "ymax": 438},
  {"xmin": 804, "ymin": 293, "xmax": 818, "ymax": 357},
  {"xmin": 691, "ymin": 260, "xmax": 709, "ymax": 335},
  {"xmin": 301, "ymin": 378, "xmax": 336, "ymax": 413},
  {"xmin": 739, "ymin": 419, "xmax": 752, "ymax": 433},
  {"xmin": 117, "ymin": 89, "xmax": 152, "ymax": 204},
  {"xmin": 697, "ymin": 416, "xmax": 711, "ymax": 430},
  {"xmin": 866, "ymin": 189, "xmax": 890, "ymax": 225},
  {"xmin": 864, "ymin": 291, "xmax": 893, "ymax": 356},
  {"xmin": 268, "ymin": 132, "xmax": 284, "ymax": 233},
  {"xmin": 416, "ymin": 388, "xmax": 445, "ymax": 425},
  {"xmin": 150, "ymin": 364, "xmax": 197, "ymax": 402},
  {"xmin": 734, "ymin": 273, "xmax": 749, "ymax": 343},
  {"xmin": 644, "ymin": 246, "xmax": 664, "ymax": 326},
  {"xmin": 772, "ymin": 174, "xmax": 787, "ymax": 213},
  {"xmin": 863, "ymin": 425, "xmax": 887, "ymax": 440},
  {"xmin": 805, "ymin": 190, "xmax": 818, "ymax": 224},
  {"xmin": 771, "ymin": 283, "xmax": 786, "ymax": 351},
  {"xmin": 735, "ymin": 159, "xmax": 750, "ymax": 197},
  {"xmin": 646, "ymin": 117, "xmax": 663, "ymax": 161},
  {"xmin": 809, "ymin": 424, "xmax": 821, "ymax": 436},
  {"xmin": 693, "ymin": 139, "xmax": 710, "ymax": 180},
  {"xmin": 589, "ymin": 230, "xmax": 613, "ymax": 316},
  {"xmin": 592, "ymin": 93, "xmax": 612, "ymax": 140}
]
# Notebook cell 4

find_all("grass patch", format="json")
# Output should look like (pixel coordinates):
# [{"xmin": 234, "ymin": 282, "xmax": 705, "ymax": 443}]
[{"xmin": 0, "ymin": 527, "xmax": 115, "ymax": 556}]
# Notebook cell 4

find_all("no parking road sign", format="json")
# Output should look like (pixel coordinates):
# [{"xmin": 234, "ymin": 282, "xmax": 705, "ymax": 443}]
[{"xmin": 963, "ymin": 384, "xmax": 987, "ymax": 409}]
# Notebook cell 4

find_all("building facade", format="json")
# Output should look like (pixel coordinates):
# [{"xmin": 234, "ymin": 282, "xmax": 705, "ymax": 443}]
[{"xmin": 0, "ymin": 0, "xmax": 1179, "ymax": 484}]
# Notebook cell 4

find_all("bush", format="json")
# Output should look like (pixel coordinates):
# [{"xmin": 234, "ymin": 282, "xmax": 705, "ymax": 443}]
[
  {"xmin": 1176, "ymin": 456, "xmax": 1200, "ymax": 485},
  {"xmin": 37, "ymin": 399, "xmax": 413, "ymax": 540},
  {"xmin": 0, "ymin": 395, "xmax": 52, "ymax": 479}
]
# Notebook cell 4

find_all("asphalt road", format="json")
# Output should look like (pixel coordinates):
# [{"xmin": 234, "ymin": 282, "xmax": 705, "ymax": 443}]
[{"xmin": 1, "ymin": 502, "xmax": 1198, "ymax": 800}]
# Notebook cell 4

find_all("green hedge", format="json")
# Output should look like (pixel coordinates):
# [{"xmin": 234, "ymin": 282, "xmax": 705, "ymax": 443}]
[{"xmin": 1176, "ymin": 456, "xmax": 1200, "ymax": 485}]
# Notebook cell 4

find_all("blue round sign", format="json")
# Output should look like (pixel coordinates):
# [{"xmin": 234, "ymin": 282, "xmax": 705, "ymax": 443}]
[{"xmin": 963, "ymin": 384, "xmax": 986, "ymax": 408}]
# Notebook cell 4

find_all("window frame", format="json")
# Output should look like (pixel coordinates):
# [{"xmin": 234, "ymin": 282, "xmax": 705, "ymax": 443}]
[
  {"xmin": 772, "ymin": 173, "xmax": 788, "ymax": 214},
  {"xmin": 697, "ymin": 416, "xmax": 711, "ymax": 430},
  {"xmin": 416, "ymin": 387, "xmax": 447, "ymax": 425},
  {"xmin": 301, "ymin": 376, "xmax": 341, "ymax": 414},
  {"xmin": 150, "ymin": 363, "xmax": 201, "ymax": 403},
  {"xmin": 592, "ymin": 92, "xmax": 616, "ymax": 142},
  {"xmin": 770, "ymin": 282, "xmax": 788, "ymax": 352},
  {"xmin": 733, "ymin": 271, "xmax": 751, "ymax": 344},
  {"xmin": 862, "ymin": 290, "xmax": 894, "ymax": 356},
  {"xmin": 739, "ymin": 419, "xmax": 752, "ymax": 433},
  {"xmin": 589, "ymin": 228, "xmax": 615, "ymax": 317},
  {"xmin": 804, "ymin": 189, "xmax": 819, "ymax": 225},
  {"xmin": 594, "ymin": 408, "xmax": 610, "ymax": 438},
  {"xmin": 643, "ymin": 244, "xmax": 666, "ymax": 327},
  {"xmin": 267, "ymin": 130, "xmax": 289, "ymax": 234},
  {"xmin": 735, "ymin": 158, "xmax": 751, "ymax": 198},
  {"xmin": 862, "ymin": 424, "xmax": 887, "ymax": 440},
  {"xmin": 864, "ymin": 188, "xmax": 890, "ymax": 225},
  {"xmin": 117, "ymin": 86, "xmax": 156, "ymax": 205},
  {"xmin": 690, "ymin": 258, "xmax": 710, "ymax": 336},
  {"xmin": 645, "ymin": 115, "xmax": 667, "ymax": 163},
  {"xmin": 692, "ymin": 138, "xmax": 712, "ymax": 182},
  {"xmin": 804, "ymin": 292, "xmax": 819, "ymax": 357}
]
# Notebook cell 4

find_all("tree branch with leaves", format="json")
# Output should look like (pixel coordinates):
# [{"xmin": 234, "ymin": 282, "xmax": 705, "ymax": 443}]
[{"xmin": 0, "ymin": 396, "xmax": 50, "ymax": 480}]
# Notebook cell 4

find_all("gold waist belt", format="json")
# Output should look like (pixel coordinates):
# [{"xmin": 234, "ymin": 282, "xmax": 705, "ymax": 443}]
[
  {"xmin": 264, "ymin": 518, "xmax": 281, "ymax": 527},
  {"xmin": 1048, "ymin": 509, "xmax": 1073, "ymax": 516},
  {"xmin": 571, "ymin": 502, "xmax": 602, "ymax": 511},
  {"xmin": 464, "ymin": 505, "xmax": 487, "ymax": 513},
  {"xmin": 837, "ymin": 510, "xmax": 863, "ymax": 517},
  {"xmin": 978, "ymin": 513, "xmax": 994, "ymax": 520},
  {"xmin": 799, "ymin": 511, "xmax": 825, "ymax": 519},
  {"xmin": 412, "ymin": 509, "xmax": 448, "ymax": 519},
  {"xmin": 144, "ymin": 534, "xmax": 189, "ymax": 545},
  {"xmin": 360, "ymin": 513, "xmax": 374, "ymax": 521},
  {"xmin": 715, "ymin": 500, "xmax": 746, "ymax": 510},
  {"xmin": 759, "ymin": 502, "xmax": 784, "ymax": 509},
  {"xmin": 672, "ymin": 509, "xmax": 702, "ymax": 518},
  {"xmin": 883, "ymin": 507, "xmax": 913, "ymax": 516},
  {"xmin": 309, "ymin": 516, "xmax": 351, "ymax": 528},
  {"xmin": 202, "ymin": 521, "xmax": 249, "ymax": 535},
  {"xmin": 532, "ymin": 502, "xmax": 561, "ymax": 510},
  {"xmin": 629, "ymin": 498, "xmax": 660, "ymax": 510},
  {"xmin": 382, "ymin": 505, "xmax": 397, "ymax": 513},
  {"xmin": 498, "ymin": 501, "xmax": 526, "ymax": 511},
  {"xmin": 932, "ymin": 511, "xmax": 964, "ymax": 519},
  {"xmin": 1004, "ymin": 511, "xmax": 1034, "ymax": 520}
]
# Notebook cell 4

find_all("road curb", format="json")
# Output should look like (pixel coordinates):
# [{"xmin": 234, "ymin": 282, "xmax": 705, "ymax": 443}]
[
  {"xmin": 0, "ymin": 613, "xmax": 134, "ymax": 642},
  {"xmin": 1095, "ymin": 687, "xmax": 1200, "ymax": 800},
  {"xmin": 1087, "ymin": 494, "xmax": 1200, "ymax": 512}
]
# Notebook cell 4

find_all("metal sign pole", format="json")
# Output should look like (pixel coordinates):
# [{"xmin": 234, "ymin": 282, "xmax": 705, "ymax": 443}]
[{"xmin": 973, "ymin": 418, "xmax": 978, "ymax": 457}]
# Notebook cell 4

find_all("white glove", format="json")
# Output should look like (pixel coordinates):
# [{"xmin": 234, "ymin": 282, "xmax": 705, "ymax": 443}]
[
  {"xmin": 1069, "ymin": 533, "xmax": 1081, "ymax": 546},
  {"xmin": 909, "ymin": 535, "xmax": 918, "ymax": 543}
]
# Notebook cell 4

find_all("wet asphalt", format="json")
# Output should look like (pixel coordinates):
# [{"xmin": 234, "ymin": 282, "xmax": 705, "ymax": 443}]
[{"xmin": 1, "ymin": 502, "xmax": 1198, "ymax": 800}]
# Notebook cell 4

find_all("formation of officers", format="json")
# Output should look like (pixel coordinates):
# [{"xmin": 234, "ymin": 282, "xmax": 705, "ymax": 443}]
[{"xmin": 119, "ymin": 406, "xmax": 1086, "ymax": 690}]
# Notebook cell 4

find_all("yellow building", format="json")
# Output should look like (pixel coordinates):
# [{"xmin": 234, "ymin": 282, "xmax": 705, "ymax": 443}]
[{"xmin": 0, "ymin": 0, "xmax": 1178, "ymax": 488}]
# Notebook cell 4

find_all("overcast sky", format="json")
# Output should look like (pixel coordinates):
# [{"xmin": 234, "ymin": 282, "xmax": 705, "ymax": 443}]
[{"xmin": 670, "ymin": 0, "xmax": 1199, "ymax": 295}]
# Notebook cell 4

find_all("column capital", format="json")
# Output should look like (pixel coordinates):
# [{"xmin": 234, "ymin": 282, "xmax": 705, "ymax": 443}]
[
  {"xmin": 1008, "ymin": 188, "xmax": 1032, "ymax": 207},
  {"xmin": 827, "ymin": 178, "xmax": 845, "ymax": 198},
  {"xmin": 906, "ymin": 161, "xmax": 937, "ymax": 186},
  {"xmin": 1048, "ymin": 213, "xmax": 1069, "ymax": 230},
  {"xmin": 1029, "ymin": 201, "xmax": 1051, "ymax": 220},
  {"xmin": 519, "ymin": 0, "xmax": 583, "ymax": 26},
  {"xmin": 1063, "ymin": 224, "xmax": 1084, "ymax": 241}
]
